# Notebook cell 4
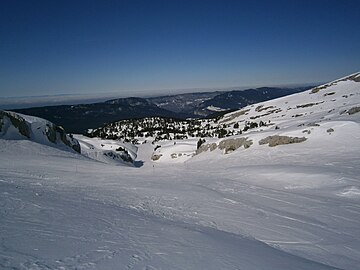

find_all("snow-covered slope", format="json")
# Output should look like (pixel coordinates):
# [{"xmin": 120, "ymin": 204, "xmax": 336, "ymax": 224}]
[
  {"xmin": 75, "ymin": 134, "xmax": 137, "ymax": 166},
  {"xmin": 0, "ymin": 110, "xmax": 80, "ymax": 153},
  {"xmin": 1, "ymin": 72, "xmax": 359, "ymax": 269},
  {"xmin": 90, "ymin": 72, "xmax": 360, "ymax": 163},
  {"xmin": 217, "ymin": 72, "xmax": 360, "ymax": 133},
  {"xmin": 0, "ymin": 110, "xmax": 139, "ymax": 166},
  {"xmin": 0, "ymin": 139, "xmax": 340, "ymax": 270},
  {"xmin": 150, "ymin": 72, "xmax": 360, "ymax": 161}
]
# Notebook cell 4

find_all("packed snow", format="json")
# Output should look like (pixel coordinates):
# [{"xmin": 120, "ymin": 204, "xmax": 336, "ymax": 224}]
[{"xmin": 0, "ymin": 73, "xmax": 360, "ymax": 269}]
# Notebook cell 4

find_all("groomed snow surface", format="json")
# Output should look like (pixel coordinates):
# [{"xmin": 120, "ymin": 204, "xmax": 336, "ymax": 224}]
[
  {"xmin": 1, "ymin": 74, "xmax": 360, "ymax": 269},
  {"xmin": 2, "ymin": 138, "xmax": 356, "ymax": 270},
  {"xmin": 1, "ymin": 124, "xmax": 360, "ymax": 269}
]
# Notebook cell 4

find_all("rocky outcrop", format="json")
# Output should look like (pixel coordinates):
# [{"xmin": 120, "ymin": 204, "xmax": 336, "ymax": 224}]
[
  {"xmin": 0, "ymin": 111, "xmax": 30, "ymax": 138},
  {"xmin": 104, "ymin": 150, "xmax": 133, "ymax": 163},
  {"xmin": 218, "ymin": 137, "xmax": 253, "ymax": 154},
  {"xmin": 259, "ymin": 135, "xmax": 307, "ymax": 147},
  {"xmin": 0, "ymin": 110, "xmax": 80, "ymax": 153},
  {"xmin": 196, "ymin": 137, "xmax": 253, "ymax": 155},
  {"xmin": 55, "ymin": 126, "xmax": 81, "ymax": 153},
  {"xmin": 196, "ymin": 143, "xmax": 217, "ymax": 155},
  {"xmin": 45, "ymin": 123, "xmax": 80, "ymax": 153}
]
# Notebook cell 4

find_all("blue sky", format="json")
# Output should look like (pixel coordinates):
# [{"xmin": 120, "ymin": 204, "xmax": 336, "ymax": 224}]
[{"xmin": 0, "ymin": 0, "xmax": 359, "ymax": 98}]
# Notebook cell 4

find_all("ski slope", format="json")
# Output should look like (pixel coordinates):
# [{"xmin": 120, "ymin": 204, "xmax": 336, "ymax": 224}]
[
  {"xmin": 0, "ymin": 139, "xmax": 348, "ymax": 270},
  {"xmin": 1, "ymin": 73, "xmax": 360, "ymax": 269}
]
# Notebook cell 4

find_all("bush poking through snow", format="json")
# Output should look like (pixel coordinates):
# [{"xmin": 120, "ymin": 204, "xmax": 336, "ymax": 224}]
[
  {"xmin": 296, "ymin": 102, "xmax": 324, "ymax": 108},
  {"xmin": 310, "ymin": 85, "xmax": 329, "ymax": 94},
  {"xmin": 259, "ymin": 135, "xmax": 307, "ymax": 147},
  {"xmin": 347, "ymin": 106, "xmax": 360, "ymax": 115}
]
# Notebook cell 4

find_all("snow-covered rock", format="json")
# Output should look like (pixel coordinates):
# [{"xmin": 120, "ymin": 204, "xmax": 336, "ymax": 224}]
[
  {"xmin": 74, "ymin": 134, "xmax": 137, "ymax": 166},
  {"xmin": 0, "ymin": 110, "xmax": 80, "ymax": 153}
]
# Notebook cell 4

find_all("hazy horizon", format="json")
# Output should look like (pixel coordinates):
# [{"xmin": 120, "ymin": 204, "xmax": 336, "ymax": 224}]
[
  {"xmin": 1, "ymin": 0, "xmax": 359, "ymax": 98},
  {"xmin": 0, "ymin": 80, "xmax": 321, "ymax": 109}
]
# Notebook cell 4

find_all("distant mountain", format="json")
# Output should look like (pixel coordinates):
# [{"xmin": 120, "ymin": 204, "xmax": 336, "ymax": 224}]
[
  {"xmin": 148, "ymin": 91, "xmax": 222, "ymax": 114},
  {"xmin": 12, "ymin": 87, "xmax": 312, "ymax": 134},
  {"xmin": 14, "ymin": 97, "xmax": 185, "ymax": 134},
  {"xmin": 149, "ymin": 87, "xmax": 312, "ymax": 117},
  {"xmin": 193, "ymin": 87, "xmax": 312, "ymax": 116}
]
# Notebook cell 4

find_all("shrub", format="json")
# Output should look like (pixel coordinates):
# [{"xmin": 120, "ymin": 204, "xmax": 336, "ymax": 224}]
[{"xmin": 348, "ymin": 106, "xmax": 360, "ymax": 115}]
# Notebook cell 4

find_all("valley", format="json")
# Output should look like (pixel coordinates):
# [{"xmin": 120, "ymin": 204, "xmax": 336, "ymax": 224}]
[{"xmin": 0, "ymin": 73, "xmax": 359, "ymax": 269}]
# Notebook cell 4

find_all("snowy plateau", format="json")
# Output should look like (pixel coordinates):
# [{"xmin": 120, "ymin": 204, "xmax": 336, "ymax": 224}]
[{"xmin": 0, "ymin": 72, "xmax": 360, "ymax": 269}]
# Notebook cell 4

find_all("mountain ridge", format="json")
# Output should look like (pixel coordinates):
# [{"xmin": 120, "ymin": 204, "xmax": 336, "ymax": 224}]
[{"xmin": 12, "ymin": 86, "xmax": 311, "ymax": 133}]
